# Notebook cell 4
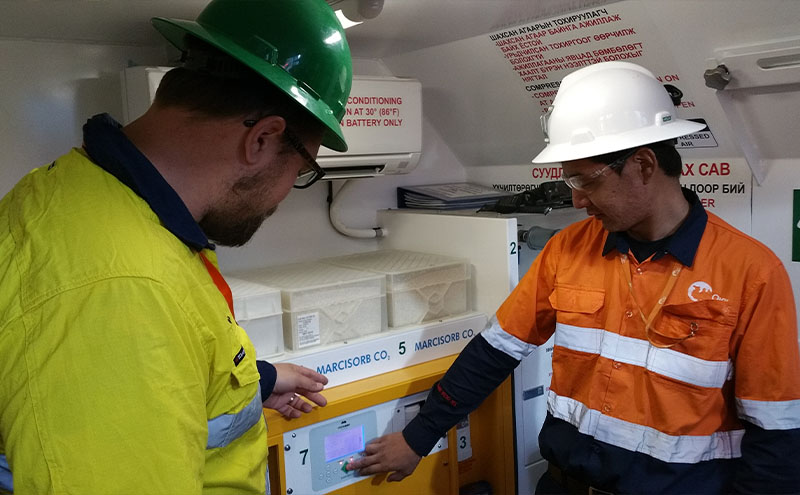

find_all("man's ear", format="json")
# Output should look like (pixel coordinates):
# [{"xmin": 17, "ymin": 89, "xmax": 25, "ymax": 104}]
[
  {"xmin": 243, "ymin": 115, "xmax": 286, "ymax": 165},
  {"xmin": 634, "ymin": 147, "xmax": 658, "ymax": 185}
]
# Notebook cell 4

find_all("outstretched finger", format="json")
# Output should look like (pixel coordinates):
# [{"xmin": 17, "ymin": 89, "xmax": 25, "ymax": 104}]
[
  {"xmin": 295, "ymin": 365, "xmax": 329, "ymax": 386},
  {"xmin": 355, "ymin": 459, "xmax": 388, "ymax": 476},
  {"xmin": 278, "ymin": 393, "xmax": 303, "ymax": 418},
  {"xmin": 289, "ymin": 394, "xmax": 314, "ymax": 413},
  {"xmin": 276, "ymin": 403, "xmax": 301, "ymax": 419},
  {"xmin": 296, "ymin": 389, "xmax": 327, "ymax": 408},
  {"xmin": 291, "ymin": 373, "xmax": 326, "ymax": 394},
  {"xmin": 363, "ymin": 437, "xmax": 385, "ymax": 453},
  {"xmin": 345, "ymin": 452, "xmax": 375, "ymax": 471}
]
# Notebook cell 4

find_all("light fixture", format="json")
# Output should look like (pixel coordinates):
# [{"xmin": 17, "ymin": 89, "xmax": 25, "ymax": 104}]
[
  {"xmin": 335, "ymin": 10, "xmax": 362, "ymax": 29},
  {"xmin": 328, "ymin": 0, "xmax": 384, "ymax": 29}
]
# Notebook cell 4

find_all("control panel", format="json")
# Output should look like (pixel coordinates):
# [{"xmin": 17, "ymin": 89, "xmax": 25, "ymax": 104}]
[
  {"xmin": 309, "ymin": 410, "xmax": 376, "ymax": 491},
  {"xmin": 283, "ymin": 391, "xmax": 449, "ymax": 494}
]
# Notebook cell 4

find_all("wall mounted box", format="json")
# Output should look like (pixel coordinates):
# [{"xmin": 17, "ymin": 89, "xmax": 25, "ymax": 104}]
[
  {"xmin": 227, "ymin": 277, "xmax": 284, "ymax": 359},
  {"xmin": 323, "ymin": 249, "xmax": 470, "ymax": 328},
  {"xmin": 237, "ymin": 262, "xmax": 387, "ymax": 351}
]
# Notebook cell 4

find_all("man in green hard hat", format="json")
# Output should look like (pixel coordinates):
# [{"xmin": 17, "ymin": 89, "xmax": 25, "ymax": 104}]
[{"xmin": 0, "ymin": 0, "xmax": 351, "ymax": 493}]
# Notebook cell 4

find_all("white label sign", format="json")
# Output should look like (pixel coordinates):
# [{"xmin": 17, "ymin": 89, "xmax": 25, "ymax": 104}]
[
  {"xmin": 456, "ymin": 416, "xmax": 473, "ymax": 462},
  {"xmin": 318, "ymin": 77, "xmax": 422, "ymax": 157},
  {"xmin": 275, "ymin": 314, "xmax": 488, "ymax": 388},
  {"xmin": 676, "ymin": 119, "xmax": 719, "ymax": 149},
  {"xmin": 297, "ymin": 312, "xmax": 321, "ymax": 349}
]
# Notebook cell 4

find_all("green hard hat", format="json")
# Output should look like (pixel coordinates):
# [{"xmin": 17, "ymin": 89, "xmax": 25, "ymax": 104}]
[{"xmin": 152, "ymin": 0, "xmax": 352, "ymax": 152}]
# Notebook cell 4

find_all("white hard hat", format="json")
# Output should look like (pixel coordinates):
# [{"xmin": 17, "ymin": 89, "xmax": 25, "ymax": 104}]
[{"xmin": 532, "ymin": 62, "xmax": 705, "ymax": 163}]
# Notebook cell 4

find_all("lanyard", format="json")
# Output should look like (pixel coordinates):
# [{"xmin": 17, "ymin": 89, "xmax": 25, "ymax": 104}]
[
  {"xmin": 619, "ymin": 254, "xmax": 683, "ymax": 346},
  {"xmin": 199, "ymin": 251, "xmax": 235, "ymax": 319}
]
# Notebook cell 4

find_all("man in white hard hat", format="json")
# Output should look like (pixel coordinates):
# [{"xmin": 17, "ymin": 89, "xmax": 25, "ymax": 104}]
[{"xmin": 347, "ymin": 62, "xmax": 800, "ymax": 493}]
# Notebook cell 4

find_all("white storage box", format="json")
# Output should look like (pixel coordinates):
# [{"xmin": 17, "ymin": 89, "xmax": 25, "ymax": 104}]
[
  {"xmin": 238, "ymin": 262, "xmax": 386, "ymax": 351},
  {"xmin": 227, "ymin": 277, "xmax": 284, "ymax": 359},
  {"xmin": 322, "ymin": 250, "xmax": 470, "ymax": 328}
]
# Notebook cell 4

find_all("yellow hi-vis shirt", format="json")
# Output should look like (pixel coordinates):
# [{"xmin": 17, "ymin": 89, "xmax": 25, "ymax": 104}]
[{"xmin": 0, "ymin": 148, "xmax": 268, "ymax": 494}]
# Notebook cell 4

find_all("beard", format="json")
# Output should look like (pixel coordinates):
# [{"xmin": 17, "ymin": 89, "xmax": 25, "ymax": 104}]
[
  {"xmin": 199, "ymin": 169, "xmax": 280, "ymax": 247},
  {"xmin": 199, "ymin": 205, "xmax": 276, "ymax": 247}
]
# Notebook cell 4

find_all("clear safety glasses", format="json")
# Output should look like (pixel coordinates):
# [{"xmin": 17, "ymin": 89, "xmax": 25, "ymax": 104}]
[
  {"xmin": 243, "ymin": 119, "xmax": 326, "ymax": 189},
  {"xmin": 562, "ymin": 148, "xmax": 638, "ymax": 191}
]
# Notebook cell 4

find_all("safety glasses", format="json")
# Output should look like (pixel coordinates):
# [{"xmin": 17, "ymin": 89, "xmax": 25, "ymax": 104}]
[{"xmin": 562, "ymin": 149, "xmax": 638, "ymax": 191}]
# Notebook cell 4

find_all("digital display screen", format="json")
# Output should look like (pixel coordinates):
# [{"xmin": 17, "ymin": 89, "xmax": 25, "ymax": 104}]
[{"xmin": 324, "ymin": 426, "xmax": 365, "ymax": 462}]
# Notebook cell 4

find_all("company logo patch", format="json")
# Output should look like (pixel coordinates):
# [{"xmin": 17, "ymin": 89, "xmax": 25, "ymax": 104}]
[
  {"xmin": 233, "ymin": 346, "xmax": 245, "ymax": 366},
  {"xmin": 688, "ymin": 281, "xmax": 728, "ymax": 302}
]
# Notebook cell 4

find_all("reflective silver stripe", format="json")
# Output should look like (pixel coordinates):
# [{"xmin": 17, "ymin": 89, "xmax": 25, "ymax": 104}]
[
  {"xmin": 481, "ymin": 315, "xmax": 537, "ymax": 360},
  {"xmin": 548, "ymin": 391, "xmax": 744, "ymax": 463},
  {"xmin": 207, "ymin": 388, "xmax": 263, "ymax": 449},
  {"xmin": 0, "ymin": 453, "xmax": 11, "ymax": 492},
  {"xmin": 555, "ymin": 323, "xmax": 732, "ymax": 388},
  {"xmin": 737, "ymin": 398, "xmax": 800, "ymax": 429}
]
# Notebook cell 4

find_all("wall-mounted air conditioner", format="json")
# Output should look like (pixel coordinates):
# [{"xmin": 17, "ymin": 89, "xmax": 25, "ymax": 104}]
[
  {"xmin": 121, "ymin": 68, "xmax": 423, "ymax": 179},
  {"xmin": 318, "ymin": 76, "xmax": 422, "ymax": 179}
]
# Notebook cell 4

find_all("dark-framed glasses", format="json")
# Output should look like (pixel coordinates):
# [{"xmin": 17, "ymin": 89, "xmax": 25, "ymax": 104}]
[
  {"xmin": 243, "ymin": 119, "xmax": 326, "ymax": 189},
  {"xmin": 562, "ymin": 148, "xmax": 638, "ymax": 191}
]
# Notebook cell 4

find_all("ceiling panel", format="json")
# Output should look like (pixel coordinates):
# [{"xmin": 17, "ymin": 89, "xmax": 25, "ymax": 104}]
[{"xmin": 0, "ymin": 0, "xmax": 610, "ymax": 58}]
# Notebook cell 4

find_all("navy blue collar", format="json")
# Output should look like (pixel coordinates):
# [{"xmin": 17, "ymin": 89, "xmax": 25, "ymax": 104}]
[
  {"xmin": 82, "ymin": 113, "xmax": 213, "ymax": 251},
  {"xmin": 602, "ymin": 188, "xmax": 707, "ymax": 267}
]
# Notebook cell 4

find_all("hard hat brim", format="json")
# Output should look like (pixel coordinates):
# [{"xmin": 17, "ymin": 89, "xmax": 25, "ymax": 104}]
[
  {"xmin": 531, "ymin": 118, "xmax": 706, "ymax": 164},
  {"xmin": 151, "ymin": 17, "xmax": 349, "ymax": 152}
]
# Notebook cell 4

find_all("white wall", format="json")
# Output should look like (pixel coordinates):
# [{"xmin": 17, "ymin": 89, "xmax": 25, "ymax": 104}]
[
  {"xmin": 0, "ymin": 39, "xmax": 166, "ymax": 196},
  {"xmin": 752, "ymin": 159, "xmax": 800, "ymax": 345}
]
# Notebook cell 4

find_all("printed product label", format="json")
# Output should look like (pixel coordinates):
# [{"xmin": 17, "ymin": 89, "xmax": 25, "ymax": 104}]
[{"xmin": 297, "ymin": 312, "xmax": 321, "ymax": 348}]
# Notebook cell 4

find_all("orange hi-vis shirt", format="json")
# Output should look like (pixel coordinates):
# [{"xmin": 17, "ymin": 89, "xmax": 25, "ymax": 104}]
[{"xmin": 488, "ymin": 210, "xmax": 800, "ymax": 467}]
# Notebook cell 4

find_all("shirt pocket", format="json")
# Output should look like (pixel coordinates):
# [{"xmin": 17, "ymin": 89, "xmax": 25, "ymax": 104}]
[
  {"xmin": 211, "ymin": 322, "xmax": 261, "ymax": 415},
  {"xmin": 228, "ymin": 324, "xmax": 261, "ymax": 390},
  {"xmin": 548, "ymin": 284, "xmax": 606, "ymax": 328},
  {"xmin": 207, "ymin": 324, "xmax": 263, "ymax": 450},
  {"xmin": 657, "ymin": 300, "xmax": 737, "ymax": 361}
]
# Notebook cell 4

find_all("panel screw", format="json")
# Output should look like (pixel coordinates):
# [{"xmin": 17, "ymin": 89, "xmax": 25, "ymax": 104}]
[
  {"xmin": 284, "ymin": 444, "xmax": 291, "ymax": 451},
  {"xmin": 287, "ymin": 489, "xmax": 293, "ymax": 494},
  {"xmin": 703, "ymin": 64, "xmax": 731, "ymax": 90}
]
